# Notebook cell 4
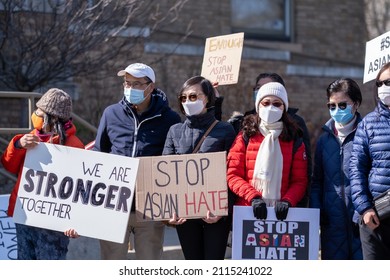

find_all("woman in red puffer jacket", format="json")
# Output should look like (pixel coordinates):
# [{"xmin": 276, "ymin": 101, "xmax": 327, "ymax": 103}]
[{"xmin": 227, "ymin": 82, "xmax": 307, "ymax": 221}]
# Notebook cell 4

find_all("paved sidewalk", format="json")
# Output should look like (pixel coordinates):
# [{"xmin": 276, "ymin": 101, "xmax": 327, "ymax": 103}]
[
  {"xmin": 127, "ymin": 226, "xmax": 184, "ymax": 260},
  {"xmin": 67, "ymin": 226, "xmax": 232, "ymax": 260}
]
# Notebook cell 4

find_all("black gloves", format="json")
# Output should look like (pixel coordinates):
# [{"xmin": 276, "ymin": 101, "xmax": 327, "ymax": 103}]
[
  {"xmin": 275, "ymin": 201, "xmax": 291, "ymax": 221},
  {"xmin": 251, "ymin": 198, "xmax": 267, "ymax": 220}
]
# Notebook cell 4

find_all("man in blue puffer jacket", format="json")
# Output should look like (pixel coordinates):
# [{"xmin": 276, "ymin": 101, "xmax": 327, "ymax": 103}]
[
  {"xmin": 350, "ymin": 62, "xmax": 390, "ymax": 259},
  {"xmin": 93, "ymin": 63, "xmax": 181, "ymax": 260}
]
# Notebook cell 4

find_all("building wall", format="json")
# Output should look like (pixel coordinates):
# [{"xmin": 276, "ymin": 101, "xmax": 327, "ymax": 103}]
[
  {"xmin": 110, "ymin": 0, "xmax": 371, "ymax": 154},
  {"xmin": 1, "ymin": 0, "xmax": 375, "ymax": 156}
]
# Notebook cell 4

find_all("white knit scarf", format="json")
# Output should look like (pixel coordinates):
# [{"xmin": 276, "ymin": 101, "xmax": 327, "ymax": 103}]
[{"xmin": 252, "ymin": 121, "xmax": 283, "ymax": 206}]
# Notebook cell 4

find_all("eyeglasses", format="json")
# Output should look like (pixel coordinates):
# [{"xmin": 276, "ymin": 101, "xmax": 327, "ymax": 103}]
[
  {"xmin": 260, "ymin": 100, "xmax": 284, "ymax": 108},
  {"xmin": 123, "ymin": 80, "xmax": 150, "ymax": 89},
  {"xmin": 327, "ymin": 102, "xmax": 348, "ymax": 111},
  {"xmin": 179, "ymin": 93, "xmax": 204, "ymax": 103},
  {"xmin": 376, "ymin": 78, "xmax": 390, "ymax": 88}
]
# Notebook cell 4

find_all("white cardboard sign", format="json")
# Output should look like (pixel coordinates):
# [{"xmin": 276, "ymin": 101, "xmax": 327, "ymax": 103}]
[
  {"xmin": 201, "ymin": 32, "xmax": 244, "ymax": 85},
  {"xmin": 363, "ymin": 30, "xmax": 390, "ymax": 83},
  {"xmin": 232, "ymin": 206, "xmax": 320, "ymax": 260},
  {"xmin": 12, "ymin": 143, "xmax": 139, "ymax": 243}
]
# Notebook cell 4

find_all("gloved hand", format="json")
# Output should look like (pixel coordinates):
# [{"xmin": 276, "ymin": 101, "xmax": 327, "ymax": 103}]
[
  {"xmin": 275, "ymin": 201, "xmax": 291, "ymax": 221},
  {"xmin": 251, "ymin": 197, "xmax": 267, "ymax": 220}
]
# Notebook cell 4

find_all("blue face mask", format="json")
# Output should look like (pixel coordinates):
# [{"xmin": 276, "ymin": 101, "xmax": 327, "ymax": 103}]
[
  {"xmin": 124, "ymin": 87, "xmax": 146, "ymax": 105},
  {"xmin": 329, "ymin": 105, "xmax": 354, "ymax": 124}
]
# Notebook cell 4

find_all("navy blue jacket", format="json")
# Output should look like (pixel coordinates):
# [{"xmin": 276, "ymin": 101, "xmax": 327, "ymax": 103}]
[
  {"xmin": 94, "ymin": 89, "xmax": 181, "ymax": 157},
  {"xmin": 350, "ymin": 102, "xmax": 390, "ymax": 215},
  {"xmin": 310, "ymin": 114, "xmax": 362, "ymax": 259},
  {"xmin": 162, "ymin": 110, "xmax": 236, "ymax": 155},
  {"xmin": 93, "ymin": 89, "xmax": 181, "ymax": 211}
]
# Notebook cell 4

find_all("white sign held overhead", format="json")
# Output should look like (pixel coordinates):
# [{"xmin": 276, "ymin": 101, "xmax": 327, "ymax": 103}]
[{"xmin": 363, "ymin": 30, "xmax": 390, "ymax": 83}]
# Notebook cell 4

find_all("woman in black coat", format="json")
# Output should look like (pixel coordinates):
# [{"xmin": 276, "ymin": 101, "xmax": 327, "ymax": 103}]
[{"xmin": 163, "ymin": 76, "xmax": 236, "ymax": 260}]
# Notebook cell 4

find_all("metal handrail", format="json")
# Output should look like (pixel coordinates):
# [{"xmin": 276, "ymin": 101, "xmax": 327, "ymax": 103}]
[
  {"xmin": 0, "ymin": 91, "xmax": 40, "ymax": 133},
  {"xmin": 0, "ymin": 91, "xmax": 97, "ymax": 134},
  {"xmin": 0, "ymin": 169, "xmax": 16, "ymax": 182},
  {"xmin": 0, "ymin": 91, "xmax": 98, "ymax": 184}
]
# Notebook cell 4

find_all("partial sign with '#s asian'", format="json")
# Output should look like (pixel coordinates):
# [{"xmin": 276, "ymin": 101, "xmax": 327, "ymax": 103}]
[
  {"xmin": 136, "ymin": 151, "xmax": 228, "ymax": 221},
  {"xmin": 363, "ymin": 30, "xmax": 390, "ymax": 84}
]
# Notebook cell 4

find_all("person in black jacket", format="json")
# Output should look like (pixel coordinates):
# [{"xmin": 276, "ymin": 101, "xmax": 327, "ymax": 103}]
[
  {"xmin": 227, "ymin": 73, "xmax": 312, "ymax": 207},
  {"xmin": 163, "ymin": 76, "xmax": 236, "ymax": 259},
  {"xmin": 93, "ymin": 63, "xmax": 181, "ymax": 260}
]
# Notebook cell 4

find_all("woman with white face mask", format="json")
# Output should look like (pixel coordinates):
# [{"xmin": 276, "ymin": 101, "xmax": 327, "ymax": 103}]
[
  {"xmin": 162, "ymin": 76, "xmax": 236, "ymax": 260},
  {"xmin": 227, "ymin": 82, "xmax": 308, "ymax": 225},
  {"xmin": 310, "ymin": 78, "xmax": 363, "ymax": 260},
  {"xmin": 350, "ymin": 62, "xmax": 390, "ymax": 260}
]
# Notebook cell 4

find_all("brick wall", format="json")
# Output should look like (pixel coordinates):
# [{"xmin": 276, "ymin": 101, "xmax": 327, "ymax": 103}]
[{"xmin": 1, "ymin": 0, "xmax": 372, "ymax": 158}]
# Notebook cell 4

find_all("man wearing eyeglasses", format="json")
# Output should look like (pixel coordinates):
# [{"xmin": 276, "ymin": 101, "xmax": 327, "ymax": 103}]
[{"xmin": 92, "ymin": 63, "xmax": 181, "ymax": 260}]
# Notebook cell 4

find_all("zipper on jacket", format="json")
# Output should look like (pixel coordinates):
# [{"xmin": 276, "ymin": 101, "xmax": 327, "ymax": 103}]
[{"xmin": 130, "ymin": 111, "xmax": 162, "ymax": 157}]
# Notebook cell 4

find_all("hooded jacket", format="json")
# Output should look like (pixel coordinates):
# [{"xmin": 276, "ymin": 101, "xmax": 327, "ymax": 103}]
[
  {"xmin": 93, "ymin": 89, "xmax": 181, "ymax": 211},
  {"xmin": 93, "ymin": 89, "xmax": 181, "ymax": 157}
]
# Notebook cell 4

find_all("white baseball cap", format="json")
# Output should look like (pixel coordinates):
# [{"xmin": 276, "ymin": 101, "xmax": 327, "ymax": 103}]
[{"xmin": 117, "ymin": 63, "xmax": 155, "ymax": 83}]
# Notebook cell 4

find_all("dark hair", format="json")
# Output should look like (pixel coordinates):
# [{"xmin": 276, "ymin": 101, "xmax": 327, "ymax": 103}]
[
  {"xmin": 242, "ymin": 111, "xmax": 302, "ymax": 142},
  {"xmin": 42, "ymin": 113, "xmax": 68, "ymax": 145},
  {"xmin": 255, "ymin": 73, "xmax": 285, "ymax": 87},
  {"xmin": 326, "ymin": 78, "xmax": 362, "ymax": 107},
  {"xmin": 177, "ymin": 76, "xmax": 216, "ymax": 114}
]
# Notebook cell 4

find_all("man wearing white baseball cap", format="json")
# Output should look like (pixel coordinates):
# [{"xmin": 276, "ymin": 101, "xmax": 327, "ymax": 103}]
[
  {"xmin": 117, "ymin": 62, "xmax": 156, "ymax": 83},
  {"xmin": 93, "ymin": 62, "xmax": 181, "ymax": 260}
]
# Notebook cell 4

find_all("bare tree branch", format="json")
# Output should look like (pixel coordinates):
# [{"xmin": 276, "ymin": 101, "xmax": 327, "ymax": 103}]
[{"xmin": 0, "ymin": 0, "xmax": 190, "ymax": 91}]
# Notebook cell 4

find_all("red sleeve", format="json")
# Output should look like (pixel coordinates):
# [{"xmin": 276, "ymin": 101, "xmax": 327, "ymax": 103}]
[
  {"xmin": 282, "ymin": 142, "xmax": 308, "ymax": 206},
  {"xmin": 227, "ymin": 133, "xmax": 262, "ymax": 205},
  {"xmin": 65, "ymin": 135, "xmax": 85, "ymax": 149},
  {"xmin": 1, "ymin": 134, "xmax": 27, "ymax": 175}
]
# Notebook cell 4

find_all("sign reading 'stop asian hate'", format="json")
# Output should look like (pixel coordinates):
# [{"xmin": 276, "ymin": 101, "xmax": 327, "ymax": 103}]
[
  {"xmin": 13, "ymin": 143, "xmax": 139, "ymax": 243},
  {"xmin": 232, "ymin": 206, "xmax": 320, "ymax": 260},
  {"xmin": 136, "ymin": 151, "xmax": 228, "ymax": 221}
]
